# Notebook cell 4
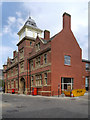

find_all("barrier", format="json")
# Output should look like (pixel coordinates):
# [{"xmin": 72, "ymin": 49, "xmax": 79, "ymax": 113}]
[
  {"xmin": 72, "ymin": 89, "xmax": 86, "ymax": 97},
  {"xmin": 63, "ymin": 89, "xmax": 86, "ymax": 97}
]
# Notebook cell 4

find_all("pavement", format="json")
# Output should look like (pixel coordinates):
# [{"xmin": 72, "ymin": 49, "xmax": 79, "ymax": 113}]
[{"xmin": 2, "ymin": 92, "xmax": 89, "ymax": 101}]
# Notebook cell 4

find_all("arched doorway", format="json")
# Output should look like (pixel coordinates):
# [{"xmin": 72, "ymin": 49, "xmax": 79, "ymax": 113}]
[{"xmin": 20, "ymin": 78, "xmax": 25, "ymax": 94}]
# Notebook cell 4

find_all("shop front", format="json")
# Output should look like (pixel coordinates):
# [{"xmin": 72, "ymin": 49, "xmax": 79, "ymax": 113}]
[{"xmin": 61, "ymin": 77, "xmax": 74, "ymax": 91}]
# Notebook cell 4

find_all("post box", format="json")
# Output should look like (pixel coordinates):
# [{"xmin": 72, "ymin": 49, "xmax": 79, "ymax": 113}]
[
  {"xmin": 34, "ymin": 88, "xmax": 37, "ymax": 95},
  {"xmin": 12, "ymin": 89, "xmax": 15, "ymax": 94}
]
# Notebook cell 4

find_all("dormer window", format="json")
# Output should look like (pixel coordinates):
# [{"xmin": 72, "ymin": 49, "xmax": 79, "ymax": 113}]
[
  {"xmin": 38, "ymin": 42, "xmax": 40, "ymax": 49},
  {"xmin": 36, "ymin": 42, "xmax": 40, "ymax": 52}
]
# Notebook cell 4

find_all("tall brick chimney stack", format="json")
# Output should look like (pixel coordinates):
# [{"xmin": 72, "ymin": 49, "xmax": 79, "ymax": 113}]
[
  {"xmin": 63, "ymin": 12, "xmax": 71, "ymax": 30},
  {"xmin": 44, "ymin": 30, "xmax": 50, "ymax": 40}
]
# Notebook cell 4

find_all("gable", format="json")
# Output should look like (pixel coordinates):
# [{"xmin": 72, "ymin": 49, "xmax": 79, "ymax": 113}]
[
  {"xmin": 51, "ymin": 29, "xmax": 81, "ymax": 52},
  {"xmin": 29, "ymin": 36, "xmax": 51, "ymax": 59}
]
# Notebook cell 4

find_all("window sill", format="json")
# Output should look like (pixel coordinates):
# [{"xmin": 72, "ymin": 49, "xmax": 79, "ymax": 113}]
[
  {"xmin": 64, "ymin": 64, "xmax": 71, "ymax": 67},
  {"xmin": 35, "ymin": 86, "xmax": 42, "ymax": 88},
  {"xmin": 43, "ymin": 84, "xmax": 48, "ymax": 86},
  {"xmin": 86, "ymin": 70, "xmax": 90, "ymax": 72}
]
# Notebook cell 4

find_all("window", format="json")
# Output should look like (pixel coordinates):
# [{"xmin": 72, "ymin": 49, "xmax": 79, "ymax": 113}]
[
  {"xmin": 64, "ymin": 55, "xmax": 71, "ymax": 65},
  {"xmin": 30, "ymin": 60, "xmax": 33, "ymax": 69},
  {"xmin": 36, "ymin": 44, "xmax": 38, "ymax": 51},
  {"xmin": 36, "ymin": 58, "xmax": 38, "ymax": 67},
  {"xmin": 20, "ymin": 30, "xmax": 25, "ymax": 40},
  {"xmin": 19, "ymin": 48, "xmax": 24, "ymax": 60},
  {"xmin": 36, "ymin": 42, "xmax": 40, "ymax": 51},
  {"xmin": 7, "ymin": 71, "xmax": 9, "ymax": 77},
  {"xmin": 20, "ymin": 62, "xmax": 24, "ymax": 72},
  {"xmin": 35, "ymin": 57, "xmax": 41, "ymax": 67},
  {"xmin": 16, "ymin": 80, "xmax": 18, "ymax": 88},
  {"xmin": 85, "ymin": 77, "xmax": 89, "ymax": 91},
  {"xmin": 35, "ymin": 74, "xmax": 42, "ymax": 86},
  {"xmin": 30, "ymin": 41, "xmax": 32, "ymax": 46},
  {"xmin": 20, "ymin": 62, "xmax": 24, "ymax": 68},
  {"xmin": 44, "ymin": 73, "xmax": 47, "ymax": 85},
  {"xmin": 31, "ymin": 76, "xmax": 34, "ymax": 86},
  {"xmin": 38, "ymin": 57, "xmax": 40, "ymax": 65},
  {"xmin": 85, "ymin": 77, "xmax": 89, "ymax": 87},
  {"xmin": 11, "ymin": 80, "xmax": 14, "ymax": 88},
  {"xmin": 27, "ymin": 30, "xmax": 33, "ymax": 37},
  {"xmin": 8, "ymin": 81, "xmax": 10, "ymax": 89},
  {"xmin": 15, "ymin": 56, "xmax": 18, "ymax": 62},
  {"xmin": 38, "ymin": 42, "xmax": 40, "ymax": 50},
  {"xmin": 61, "ymin": 78, "xmax": 73, "ymax": 91},
  {"xmin": 16, "ymin": 66, "xmax": 18, "ymax": 72},
  {"xmin": 11, "ymin": 69, "xmax": 13, "ymax": 76},
  {"xmin": 44, "ymin": 54, "xmax": 47, "ymax": 64},
  {"xmin": 86, "ymin": 63, "xmax": 90, "ymax": 71}
]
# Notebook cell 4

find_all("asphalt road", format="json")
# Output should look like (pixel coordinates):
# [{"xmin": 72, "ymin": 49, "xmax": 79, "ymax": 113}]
[{"xmin": 2, "ymin": 93, "xmax": 89, "ymax": 118}]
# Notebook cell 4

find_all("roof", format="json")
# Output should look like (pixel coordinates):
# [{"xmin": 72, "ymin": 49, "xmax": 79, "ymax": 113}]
[
  {"xmin": 82, "ymin": 59, "xmax": 90, "ymax": 63},
  {"xmin": 47, "ymin": 33, "xmax": 59, "ymax": 42},
  {"xmin": 40, "ymin": 38, "xmax": 48, "ymax": 44},
  {"xmin": 25, "ymin": 16, "xmax": 37, "ymax": 28},
  {"xmin": 18, "ymin": 17, "xmax": 43, "ymax": 35},
  {"xmin": 17, "ymin": 36, "xmax": 36, "ymax": 46}
]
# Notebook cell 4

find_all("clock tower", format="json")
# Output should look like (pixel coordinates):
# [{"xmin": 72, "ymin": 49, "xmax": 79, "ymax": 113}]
[{"xmin": 17, "ymin": 16, "xmax": 43, "ymax": 94}]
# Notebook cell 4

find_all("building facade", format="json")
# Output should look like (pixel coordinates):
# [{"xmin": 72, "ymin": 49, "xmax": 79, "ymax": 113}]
[{"xmin": 3, "ymin": 12, "xmax": 90, "ymax": 96}]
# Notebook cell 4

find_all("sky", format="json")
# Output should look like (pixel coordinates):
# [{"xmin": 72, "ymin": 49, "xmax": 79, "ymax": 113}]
[{"xmin": 0, "ymin": 0, "xmax": 89, "ymax": 69}]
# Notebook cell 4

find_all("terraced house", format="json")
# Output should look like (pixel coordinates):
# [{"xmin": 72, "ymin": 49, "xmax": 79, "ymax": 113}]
[{"xmin": 3, "ymin": 12, "xmax": 90, "ymax": 96}]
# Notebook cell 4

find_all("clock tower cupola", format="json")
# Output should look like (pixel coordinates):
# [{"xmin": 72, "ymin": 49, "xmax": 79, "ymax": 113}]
[{"xmin": 17, "ymin": 16, "xmax": 43, "ymax": 41}]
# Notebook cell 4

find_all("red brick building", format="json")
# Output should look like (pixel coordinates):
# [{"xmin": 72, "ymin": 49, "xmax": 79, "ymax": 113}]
[{"xmin": 3, "ymin": 12, "xmax": 90, "ymax": 96}]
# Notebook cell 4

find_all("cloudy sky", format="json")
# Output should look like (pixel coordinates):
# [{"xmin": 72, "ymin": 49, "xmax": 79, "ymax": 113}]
[{"xmin": 0, "ymin": 0, "xmax": 89, "ymax": 68}]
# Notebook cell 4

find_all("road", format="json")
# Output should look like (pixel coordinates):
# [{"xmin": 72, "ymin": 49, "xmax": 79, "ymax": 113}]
[{"xmin": 2, "ymin": 93, "xmax": 89, "ymax": 118}]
